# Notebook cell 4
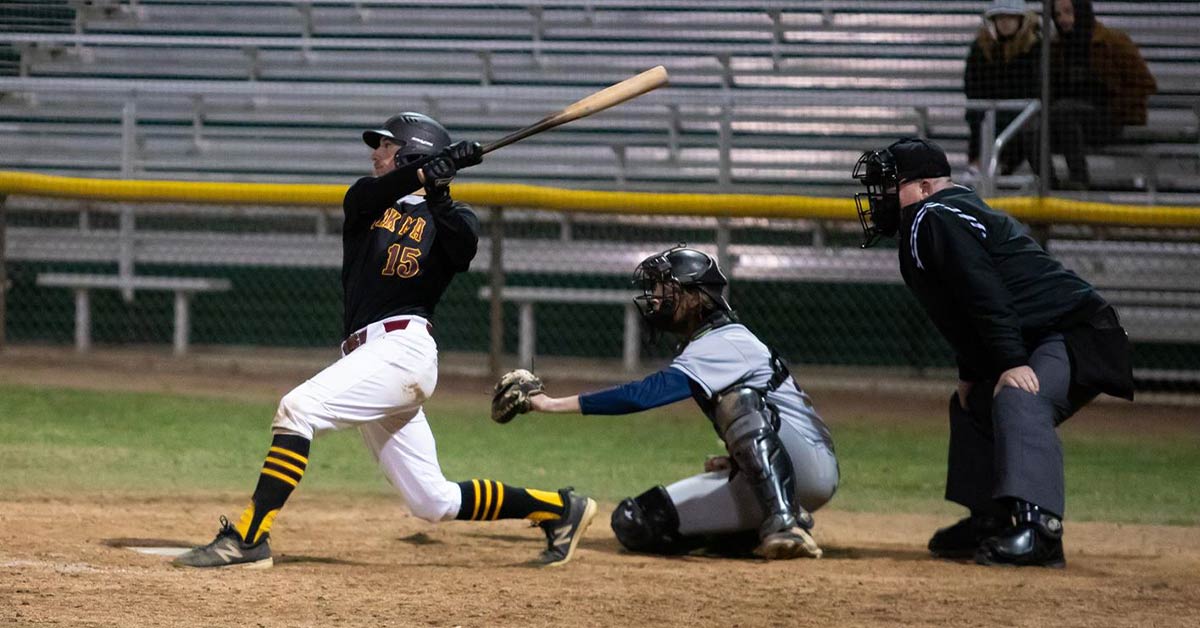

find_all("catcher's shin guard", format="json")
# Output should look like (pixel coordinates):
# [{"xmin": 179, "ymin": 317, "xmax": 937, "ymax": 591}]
[{"xmin": 713, "ymin": 388, "xmax": 811, "ymax": 537}]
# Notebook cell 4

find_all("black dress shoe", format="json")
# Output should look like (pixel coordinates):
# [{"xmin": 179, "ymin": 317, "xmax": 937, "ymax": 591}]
[
  {"xmin": 928, "ymin": 513, "xmax": 1010, "ymax": 559},
  {"xmin": 975, "ymin": 502, "xmax": 1066, "ymax": 568}
]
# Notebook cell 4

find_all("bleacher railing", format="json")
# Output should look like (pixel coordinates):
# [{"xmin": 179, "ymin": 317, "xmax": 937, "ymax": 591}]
[{"xmin": 4, "ymin": 1, "xmax": 1197, "ymax": 200}]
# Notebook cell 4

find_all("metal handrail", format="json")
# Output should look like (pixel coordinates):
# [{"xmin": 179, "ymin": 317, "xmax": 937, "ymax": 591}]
[
  {"xmin": 1, "ymin": 77, "xmax": 1043, "ymax": 192},
  {"xmin": 0, "ymin": 76, "xmax": 971, "ymax": 108},
  {"xmin": 988, "ymin": 100, "xmax": 1042, "ymax": 180},
  {"xmin": 975, "ymin": 99, "xmax": 1041, "ymax": 197}
]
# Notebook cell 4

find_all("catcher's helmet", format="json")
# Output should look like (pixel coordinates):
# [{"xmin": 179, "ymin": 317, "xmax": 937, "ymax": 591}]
[
  {"xmin": 633, "ymin": 245, "xmax": 731, "ymax": 331},
  {"xmin": 362, "ymin": 112, "xmax": 452, "ymax": 166}
]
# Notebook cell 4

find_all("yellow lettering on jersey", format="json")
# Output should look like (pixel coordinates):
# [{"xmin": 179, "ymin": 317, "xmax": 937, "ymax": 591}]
[
  {"xmin": 395, "ymin": 215, "xmax": 416, "ymax": 238},
  {"xmin": 371, "ymin": 207, "xmax": 402, "ymax": 232},
  {"xmin": 409, "ymin": 217, "xmax": 426, "ymax": 243}
]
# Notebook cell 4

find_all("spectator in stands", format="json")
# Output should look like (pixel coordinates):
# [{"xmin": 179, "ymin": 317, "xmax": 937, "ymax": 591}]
[
  {"xmin": 964, "ymin": 0, "xmax": 1042, "ymax": 177},
  {"xmin": 1049, "ymin": 0, "xmax": 1157, "ymax": 189}
]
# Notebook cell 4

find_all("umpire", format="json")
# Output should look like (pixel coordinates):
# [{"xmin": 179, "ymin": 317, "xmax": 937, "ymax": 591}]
[{"xmin": 852, "ymin": 138, "xmax": 1134, "ymax": 568}]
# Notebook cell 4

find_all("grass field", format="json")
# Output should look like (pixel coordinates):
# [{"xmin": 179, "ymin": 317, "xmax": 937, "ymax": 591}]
[{"xmin": 2, "ymin": 383, "xmax": 1197, "ymax": 526}]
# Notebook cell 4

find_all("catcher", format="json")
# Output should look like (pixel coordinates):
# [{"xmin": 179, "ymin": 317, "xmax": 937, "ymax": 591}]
[{"xmin": 493, "ymin": 245, "xmax": 839, "ymax": 559}]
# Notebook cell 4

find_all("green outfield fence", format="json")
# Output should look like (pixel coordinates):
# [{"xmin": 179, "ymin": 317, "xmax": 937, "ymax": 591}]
[
  {"xmin": 2, "ymin": 172, "xmax": 1198, "ymax": 391},
  {"xmin": 2, "ymin": 0, "xmax": 1199, "ymax": 391}
]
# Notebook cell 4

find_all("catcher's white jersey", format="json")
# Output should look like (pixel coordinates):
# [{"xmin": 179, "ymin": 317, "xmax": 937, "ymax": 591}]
[
  {"xmin": 663, "ymin": 323, "xmax": 839, "ymax": 536},
  {"xmin": 669, "ymin": 323, "xmax": 835, "ymax": 451}
]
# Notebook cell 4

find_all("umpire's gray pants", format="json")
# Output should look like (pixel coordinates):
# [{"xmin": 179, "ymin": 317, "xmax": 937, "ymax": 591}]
[
  {"xmin": 664, "ymin": 421, "xmax": 839, "ymax": 536},
  {"xmin": 946, "ymin": 334, "xmax": 1096, "ymax": 517}
]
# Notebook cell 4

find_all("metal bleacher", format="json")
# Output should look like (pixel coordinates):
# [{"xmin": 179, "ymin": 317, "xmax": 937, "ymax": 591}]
[
  {"xmin": 1, "ymin": 1, "xmax": 1197, "ymax": 384},
  {"xmin": 0, "ymin": 0, "xmax": 1197, "ymax": 199}
]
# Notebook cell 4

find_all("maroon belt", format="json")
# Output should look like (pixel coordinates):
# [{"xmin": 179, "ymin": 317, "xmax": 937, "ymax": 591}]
[{"xmin": 341, "ymin": 319, "xmax": 432, "ymax": 356}]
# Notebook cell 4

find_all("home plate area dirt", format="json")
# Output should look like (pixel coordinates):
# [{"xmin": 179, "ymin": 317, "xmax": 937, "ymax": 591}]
[{"xmin": 1, "ymin": 494, "xmax": 1198, "ymax": 627}]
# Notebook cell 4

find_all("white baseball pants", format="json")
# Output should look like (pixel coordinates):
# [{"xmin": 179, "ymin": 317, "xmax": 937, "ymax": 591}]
[{"xmin": 271, "ymin": 315, "xmax": 462, "ymax": 522}]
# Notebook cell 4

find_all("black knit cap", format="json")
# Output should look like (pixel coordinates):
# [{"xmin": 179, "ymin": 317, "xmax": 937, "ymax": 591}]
[{"xmin": 887, "ymin": 138, "xmax": 951, "ymax": 183}]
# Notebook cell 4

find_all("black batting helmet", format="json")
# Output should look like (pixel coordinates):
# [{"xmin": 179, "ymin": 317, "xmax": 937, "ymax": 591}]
[
  {"xmin": 633, "ymin": 245, "xmax": 732, "ymax": 331},
  {"xmin": 362, "ymin": 112, "xmax": 452, "ymax": 166}
]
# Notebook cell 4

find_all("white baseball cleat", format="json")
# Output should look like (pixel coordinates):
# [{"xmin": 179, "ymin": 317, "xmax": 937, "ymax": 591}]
[{"xmin": 754, "ymin": 526, "xmax": 823, "ymax": 560}]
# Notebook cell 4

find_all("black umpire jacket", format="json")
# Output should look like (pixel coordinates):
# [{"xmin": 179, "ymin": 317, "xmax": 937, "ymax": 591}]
[{"xmin": 897, "ymin": 185, "xmax": 1133, "ymax": 399}]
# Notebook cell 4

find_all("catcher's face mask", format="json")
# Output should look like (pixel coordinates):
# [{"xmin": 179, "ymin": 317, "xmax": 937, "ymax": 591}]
[
  {"xmin": 852, "ymin": 149, "xmax": 901, "ymax": 248},
  {"xmin": 633, "ymin": 252, "xmax": 683, "ymax": 331}
]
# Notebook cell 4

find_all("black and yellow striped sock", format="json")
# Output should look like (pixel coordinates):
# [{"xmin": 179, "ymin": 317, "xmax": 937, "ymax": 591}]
[
  {"xmin": 234, "ymin": 433, "xmax": 311, "ymax": 545},
  {"xmin": 455, "ymin": 480, "xmax": 566, "ymax": 522}
]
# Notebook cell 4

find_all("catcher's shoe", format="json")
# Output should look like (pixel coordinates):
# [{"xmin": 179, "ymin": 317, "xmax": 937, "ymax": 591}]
[
  {"xmin": 928, "ymin": 514, "xmax": 1010, "ymax": 559},
  {"xmin": 172, "ymin": 516, "xmax": 273, "ymax": 569},
  {"xmin": 754, "ymin": 526, "xmax": 823, "ymax": 560},
  {"xmin": 537, "ymin": 488, "xmax": 598, "ymax": 567}
]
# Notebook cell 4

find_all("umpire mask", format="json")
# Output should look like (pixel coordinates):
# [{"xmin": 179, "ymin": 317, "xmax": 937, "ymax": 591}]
[{"xmin": 852, "ymin": 149, "xmax": 901, "ymax": 248}]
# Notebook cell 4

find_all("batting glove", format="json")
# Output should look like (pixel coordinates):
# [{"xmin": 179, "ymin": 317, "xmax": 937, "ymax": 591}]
[
  {"xmin": 446, "ymin": 140, "xmax": 483, "ymax": 169},
  {"xmin": 421, "ymin": 153, "xmax": 456, "ymax": 199}
]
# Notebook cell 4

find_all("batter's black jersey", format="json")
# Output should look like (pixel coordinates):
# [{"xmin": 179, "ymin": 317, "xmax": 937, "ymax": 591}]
[
  {"xmin": 340, "ymin": 166, "xmax": 479, "ymax": 337},
  {"xmin": 897, "ymin": 184, "xmax": 1106, "ymax": 382}
]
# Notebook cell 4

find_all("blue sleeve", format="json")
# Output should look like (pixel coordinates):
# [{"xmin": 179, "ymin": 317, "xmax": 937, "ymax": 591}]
[{"xmin": 578, "ymin": 368, "xmax": 693, "ymax": 415}]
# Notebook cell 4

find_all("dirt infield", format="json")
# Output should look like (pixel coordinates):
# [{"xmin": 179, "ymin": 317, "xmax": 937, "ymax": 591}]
[
  {"xmin": 3, "ymin": 346, "xmax": 1199, "ymax": 627},
  {"xmin": 1, "ymin": 495, "xmax": 1198, "ymax": 627}
]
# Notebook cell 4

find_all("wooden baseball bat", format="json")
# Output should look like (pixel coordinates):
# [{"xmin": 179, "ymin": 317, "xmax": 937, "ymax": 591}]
[{"xmin": 481, "ymin": 65, "xmax": 669, "ymax": 155}]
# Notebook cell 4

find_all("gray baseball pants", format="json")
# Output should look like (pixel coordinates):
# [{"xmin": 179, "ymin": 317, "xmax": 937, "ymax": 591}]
[
  {"xmin": 664, "ymin": 421, "xmax": 839, "ymax": 536},
  {"xmin": 946, "ymin": 334, "xmax": 1097, "ymax": 517}
]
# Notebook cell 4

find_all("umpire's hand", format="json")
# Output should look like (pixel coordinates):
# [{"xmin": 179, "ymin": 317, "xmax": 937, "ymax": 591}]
[
  {"xmin": 994, "ymin": 365, "xmax": 1040, "ymax": 396},
  {"xmin": 704, "ymin": 455, "xmax": 733, "ymax": 473},
  {"xmin": 956, "ymin": 381, "xmax": 973, "ymax": 409}
]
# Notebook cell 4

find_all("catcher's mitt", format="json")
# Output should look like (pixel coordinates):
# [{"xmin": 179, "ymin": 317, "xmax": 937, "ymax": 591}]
[{"xmin": 491, "ymin": 369, "xmax": 545, "ymax": 424}]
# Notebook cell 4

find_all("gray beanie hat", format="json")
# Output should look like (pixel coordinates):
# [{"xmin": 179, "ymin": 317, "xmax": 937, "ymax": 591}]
[{"xmin": 985, "ymin": 0, "xmax": 1027, "ymax": 18}]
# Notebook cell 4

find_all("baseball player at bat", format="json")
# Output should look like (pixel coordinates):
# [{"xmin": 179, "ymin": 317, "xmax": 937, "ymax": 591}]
[
  {"xmin": 493, "ymin": 246, "xmax": 839, "ymax": 560},
  {"xmin": 174, "ymin": 112, "xmax": 596, "ymax": 569},
  {"xmin": 853, "ymin": 138, "xmax": 1134, "ymax": 568}
]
